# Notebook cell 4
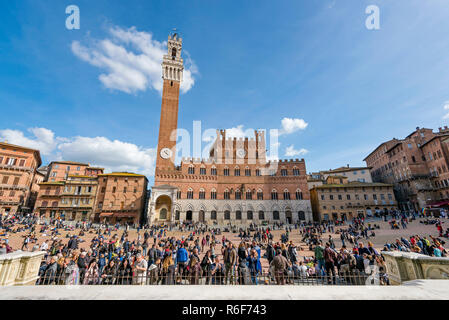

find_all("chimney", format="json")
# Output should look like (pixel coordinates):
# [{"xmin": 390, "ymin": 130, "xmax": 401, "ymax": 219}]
[
  {"xmin": 347, "ymin": 164, "xmax": 349, "ymax": 168},
  {"xmin": 439, "ymin": 127, "xmax": 442, "ymax": 132}
]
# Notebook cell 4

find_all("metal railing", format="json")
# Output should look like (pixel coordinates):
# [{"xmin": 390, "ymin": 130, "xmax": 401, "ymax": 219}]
[{"xmin": 36, "ymin": 268, "xmax": 389, "ymax": 286}]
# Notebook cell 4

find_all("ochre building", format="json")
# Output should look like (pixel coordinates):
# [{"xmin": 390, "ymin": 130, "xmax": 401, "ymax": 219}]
[
  {"xmin": 310, "ymin": 176, "xmax": 397, "ymax": 222},
  {"xmin": 148, "ymin": 33, "xmax": 313, "ymax": 226}
]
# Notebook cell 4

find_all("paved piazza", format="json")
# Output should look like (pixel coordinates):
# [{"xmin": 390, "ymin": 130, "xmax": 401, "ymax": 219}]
[{"xmin": 3, "ymin": 218, "xmax": 444, "ymax": 269}]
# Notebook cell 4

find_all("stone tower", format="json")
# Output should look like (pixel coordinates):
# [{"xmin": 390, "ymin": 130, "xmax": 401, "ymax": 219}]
[{"xmin": 155, "ymin": 32, "xmax": 184, "ymax": 174}]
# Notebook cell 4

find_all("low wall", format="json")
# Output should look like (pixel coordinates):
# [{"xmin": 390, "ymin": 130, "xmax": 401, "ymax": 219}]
[
  {"xmin": 383, "ymin": 251, "xmax": 449, "ymax": 284},
  {"xmin": 0, "ymin": 251, "xmax": 45, "ymax": 286},
  {"xmin": 1, "ymin": 280, "xmax": 449, "ymax": 300}
]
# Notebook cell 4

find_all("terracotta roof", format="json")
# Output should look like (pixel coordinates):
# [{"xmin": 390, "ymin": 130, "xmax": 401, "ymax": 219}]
[
  {"xmin": 385, "ymin": 141, "xmax": 403, "ymax": 153},
  {"xmin": 405, "ymin": 127, "xmax": 432, "ymax": 139},
  {"xmin": 50, "ymin": 161, "xmax": 89, "ymax": 166},
  {"xmin": 327, "ymin": 175, "xmax": 347, "ymax": 179},
  {"xmin": 67, "ymin": 175, "xmax": 97, "ymax": 179},
  {"xmin": 420, "ymin": 133, "xmax": 449, "ymax": 148},
  {"xmin": 39, "ymin": 182, "xmax": 65, "ymax": 186},
  {"xmin": 321, "ymin": 166, "xmax": 371, "ymax": 174},
  {"xmin": 363, "ymin": 139, "xmax": 399, "ymax": 161},
  {"xmin": 98, "ymin": 172, "xmax": 146, "ymax": 178},
  {"xmin": 0, "ymin": 142, "xmax": 42, "ymax": 167}
]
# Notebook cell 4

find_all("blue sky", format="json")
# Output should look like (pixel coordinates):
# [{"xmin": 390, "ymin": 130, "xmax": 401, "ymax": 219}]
[{"xmin": 1, "ymin": 0, "xmax": 449, "ymax": 184}]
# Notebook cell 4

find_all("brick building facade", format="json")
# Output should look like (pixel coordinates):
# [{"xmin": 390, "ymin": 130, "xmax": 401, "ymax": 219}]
[
  {"xmin": 35, "ymin": 162, "xmax": 104, "ymax": 221},
  {"xmin": 0, "ymin": 142, "xmax": 42, "ymax": 215},
  {"xmin": 364, "ymin": 126, "xmax": 449, "ymax": 211},
  {"xmin": 94, "ymin": 173, "xmax": 148, "ymax": 225},
  {"xmin": 148, "ymin": 33, "xmax": 313, "ymax": 226}
]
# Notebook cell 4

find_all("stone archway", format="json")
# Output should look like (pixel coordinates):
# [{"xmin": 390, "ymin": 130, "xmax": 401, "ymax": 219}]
[{"xmin": 186, "ymin": 210, "xmax": 193, "ymax": 221}]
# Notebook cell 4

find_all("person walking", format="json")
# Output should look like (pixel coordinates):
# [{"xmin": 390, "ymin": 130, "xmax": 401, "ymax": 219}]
[
  {"xmin": 324, "ymin": 242, "xmax": 337, "ymax": 284},
  {"xmin": 223, "ymin": 242, "xmax": 237, "ymax": 284},
  {"xmin": 270, "ymin": 249, "xmax": 289, "ymax": 285}
]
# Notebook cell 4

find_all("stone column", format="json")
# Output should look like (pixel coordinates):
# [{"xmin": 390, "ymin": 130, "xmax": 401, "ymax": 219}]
[{"xmin": 192, "ymin": 211, "xmax": 199, "ymax": 222}]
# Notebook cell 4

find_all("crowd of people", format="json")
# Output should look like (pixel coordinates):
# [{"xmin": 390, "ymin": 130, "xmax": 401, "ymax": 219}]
[{"xmin": 0, "ymin": 209, "xmax": 447, "ymax": 286}]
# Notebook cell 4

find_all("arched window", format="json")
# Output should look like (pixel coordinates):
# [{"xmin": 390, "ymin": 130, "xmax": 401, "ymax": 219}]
[
  {"xmin": 256, "ymin": 169, "xmax": 261, "ymax": 176},
  {"xmin": 273, "ymin": 211, "xmax": 280, "ymax": 220},
  {"xmin": 188, "ymin": 165, "xmax": 195, "ymax": 174},
  {"xmin": 235, "ymin": 189, "xmax": 241, "ymax": 200},
  {"xmin": 234, "ymin": 167, "xmax": 240, "ymax": 176},
  {"xmin": 245, "ymin": 167, "xmax": 251, "ymax": 176},
  {"xmin": 41, "ymin": 201, "xmax": 48, "ymax": 207},
  {"xmin": 295, "ymin": 189, "xmax": 303, "ymax": 200},
  {"xmin": 257, "ymin": 189, "xmax": 263, "ymax": 200},
  {"xmin": 293, "ymin": 167, "xmax": 300, "ymax": 176},
  {"xmin": 247, "ymin": 211, "xmax": 253, "ymax": 220},
  {"xmin": 187, "ymin": 188, "xmax": 194, "ymax": 199},
  {"xmin": 224, "ymin": 189, "xmax": 230, "ymax": 200},
  {"xmin": 224, "ymin": 210, "xmax": 231, "ymax": 220},
  {"xmin": 223, "ymin": 167, "xmax": 230, "ymax": 176},
  {"xmin": 271, "ymin": 189, "xmax": 278, "ymax": 200},
  {"xmin": 211, "ymin": 189, "xmax": 217, "ymax": 200},
  {"xmin": 283, "ymin": 189, "xmax": 290, "ymax": 200},
  {"xmin": 258, "ymin": 211, "xmax": 265, "ymax": 220},
  {"xmin": 246, "ymin": 189, "xmax": 252, "ymax": 200},
  {"xmin": 199, "ymin": 188, "xmax": 205, "ymax": 199},
  {"xmin": 236, "ymin": 211, "xmax": 242, "ymax": 220},
  {"xmin": 211, "ymin": 166, "xmax": 217, "ymax": 175},
  {"xmin": 175, "ymin": 211, "xmax": 180, "ymax": 220},
  {"xmin": 211, "ymin": 210, "xmax": 217, "ymax": 220},
  {"xmin": 52, "ymin": 201, "xmax": 58, "ymax": 207},
  {"xmin": 281, "ymin": 168, "xmax": 288, "ymax": 176},
  {"xmin": 298, "ymin": 211, "xmax": 306, "ymax": 220},
  {"xmin": 200, "ymin": 166, "xmax": 206, "ymax": 175},
  {"xmin": 171, "ymin": 48, "xmax": 177, "ymax": 59}
]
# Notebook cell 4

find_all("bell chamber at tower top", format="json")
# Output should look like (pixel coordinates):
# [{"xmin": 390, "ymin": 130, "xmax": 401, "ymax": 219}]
[{"xmin": 162, "ymin": 32, "xmax": 184, "ymax": 82}]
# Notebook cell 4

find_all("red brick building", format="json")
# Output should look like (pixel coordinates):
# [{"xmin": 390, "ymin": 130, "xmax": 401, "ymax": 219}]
[
  {"xmin": 94, "ymin": 173, "xmax": 148, "ymax": 225},
  {"xmin": 364, "ymin": 126, "xmax": 449, "ymax": 211},
  {"xmin": 0, "ymin": 142, "xmax": 42, "ymax": 216},
  {"xmin": 148, "ymin": 33, "xmax": 312, "ymax": 226}
]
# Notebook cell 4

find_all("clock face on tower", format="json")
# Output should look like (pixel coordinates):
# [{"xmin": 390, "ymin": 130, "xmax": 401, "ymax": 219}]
[
  {"xmin": 160, "ymin": 148, "xmax": 173, "ymax": 159},
  {"xmin": 236, "ymin": 149, "xmax": 246, "ymax": 158}
]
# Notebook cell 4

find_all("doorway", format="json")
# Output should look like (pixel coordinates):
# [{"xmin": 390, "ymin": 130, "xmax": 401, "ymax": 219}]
[
  {"xmin": 186, "ymin": 210, "xmax": 193, "ymax": 221},
  {"xmin": 285, "ymin": 210, "xmax": 292, "ymax": 224}
]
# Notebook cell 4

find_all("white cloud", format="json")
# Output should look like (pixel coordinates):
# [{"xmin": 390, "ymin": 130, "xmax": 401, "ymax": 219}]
[
  {"xmin": 443, "ymin": 101, "xmax": 449, "ymax": 119},
  {"xmin": 225, "ymin": 125, "xmax": 255, "ymax": 139},
  {"xmin": 279, "ymin": 117, "xmax": 308, "ymax": 136},
  {"xmin": 0, "ymin": 128, "xmax": 156, "ymax": 177},
  {"xmin": 72, "ymin": 26, "xmax": 198, "ymax": 94},
  {"xmin": 0, "ymin": 128, "xmax": 58, "ymax": 156},
  {"xmin": 285, "ymin": 145, "xmax": 309, "ymax": 157}
]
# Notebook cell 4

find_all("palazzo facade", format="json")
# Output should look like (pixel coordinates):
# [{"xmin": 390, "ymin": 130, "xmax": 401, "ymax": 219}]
[{"xmin": 147, "ymin": 33, "xmax": 313, "ymax": 226}]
